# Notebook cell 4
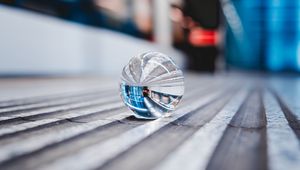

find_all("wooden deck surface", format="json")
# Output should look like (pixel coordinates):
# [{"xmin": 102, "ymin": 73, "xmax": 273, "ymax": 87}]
[{"xmin": 0, "ymin": 74, "xmax": 299, "ymax": 170}]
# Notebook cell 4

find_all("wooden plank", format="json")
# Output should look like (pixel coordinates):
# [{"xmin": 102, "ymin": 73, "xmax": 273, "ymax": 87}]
[
  {"xmin": 206, "ymin": 89, "xmax": 268, "ymax": 170},
  {"xmin": 270, "ymin": 80, "xmax": 300, "ymax": 139},
  {"xmin": 153, "ymin": 87, "xmax": 249, "ymax": 170},
  {"xmin": 229, "ymin": 89, "xmax": 266, "ymax": 128},
  {"xmin": 264, "ymin": 90, "xmax": 300, "ymax": 170},
  {"xmin": 0, "ymin": 118, "xmax": 143, "ymax": 170},
  {"xmin": 0, "ymin": 96, "xmax": 120, "ymax": 122},
  {"xmin": 0, "ymin": 112, "xmax": 131, "ymax": 163},
  {"xmin": 0, "ymin": 102, "xmax": 124, "ymax": 136},
  {"xmin": 0, "ymin": 78, "xmax": 117, "ymax": 107},
  {"xmin": 0, "ymin": 89, "xmax": 115, "ymax": 114}
]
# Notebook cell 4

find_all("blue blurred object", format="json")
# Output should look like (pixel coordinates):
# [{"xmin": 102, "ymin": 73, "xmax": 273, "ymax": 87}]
[
  {"xmin": 224, "ymin": 0, "xmax": 300, "ymax": 72},
  {"xmin": 224, "ymin": 0, "xmax": 263, "ymax": 70},
  {"xmin": 265, "ymin": 0, "xmax": 300, "ymax": 71}
]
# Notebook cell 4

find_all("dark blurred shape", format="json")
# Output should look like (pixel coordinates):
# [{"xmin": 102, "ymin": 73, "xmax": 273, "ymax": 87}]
[
  {"xmin": 184, "ymin": 0, "xmax": 219, "ymax": 29},
  {"xmin": 224, "ymin": 0, "xmax": 300, "ymax": 72},
  {"xmin": 174, "ymin": 0, "xmax": 220, "ymax": 72}
]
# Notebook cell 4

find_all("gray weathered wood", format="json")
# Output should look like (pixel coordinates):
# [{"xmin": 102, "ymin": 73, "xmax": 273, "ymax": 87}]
[
  {"xmin": 154, "ymin": 87, "xmax": 249, "ymax": 170},
  {"xmin": 37, "ymin": 86, "xmax": 229, "ymax": 170},
  {"xmin": 0, "ymin": 75, "xmax": 299, "ymax": 170},
  {"xmin": 206, "ymin": 89, "xmax": 268, "ymax": 170},
  {"xmin": 264, "ymin": 90, "xmax": 300, "ymax": 170},
  {"xmin": 99, "ymin": 87, "xmax": 237, "ymax": 170}
]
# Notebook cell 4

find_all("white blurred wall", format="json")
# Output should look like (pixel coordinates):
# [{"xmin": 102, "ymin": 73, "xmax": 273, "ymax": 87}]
[{"xmin": 0, "ymin": 5, "xmax": 186, "ymax": 76}]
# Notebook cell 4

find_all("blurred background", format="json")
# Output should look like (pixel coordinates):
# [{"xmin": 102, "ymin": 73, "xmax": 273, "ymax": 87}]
[{"xmin": 0, "ymin": 0, "xmax": 299, "ymax": 76}]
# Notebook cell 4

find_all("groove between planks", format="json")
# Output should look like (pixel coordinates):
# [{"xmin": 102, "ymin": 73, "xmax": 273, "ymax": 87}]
[{"xmin": 207, "ymin": 89, "xmax": 268, "ymax": 170}]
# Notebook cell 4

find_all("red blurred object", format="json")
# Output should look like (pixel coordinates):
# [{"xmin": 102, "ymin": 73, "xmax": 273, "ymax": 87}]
[{"xmin": 189, "ymin": 28, "xmax": 219, "ymax": 46}]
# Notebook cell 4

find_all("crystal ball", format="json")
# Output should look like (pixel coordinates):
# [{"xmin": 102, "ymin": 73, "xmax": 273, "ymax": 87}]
[{"xmin": 120, "ymin": 52, "xmax": 184, "ymax": 119}]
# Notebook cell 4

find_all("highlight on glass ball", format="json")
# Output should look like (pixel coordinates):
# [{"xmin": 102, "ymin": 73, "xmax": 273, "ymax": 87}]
[{"xmin": 120, "ymin": 51, "xmax": 184, "ymax": 119}]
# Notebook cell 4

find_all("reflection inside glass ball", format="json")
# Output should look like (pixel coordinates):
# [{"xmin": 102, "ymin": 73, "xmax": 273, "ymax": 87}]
[{"xmin": 120, "ymin": 52, "xmax": 184, "ymax": 119}]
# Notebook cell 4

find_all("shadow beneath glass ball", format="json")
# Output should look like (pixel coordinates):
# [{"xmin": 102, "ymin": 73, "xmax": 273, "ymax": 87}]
[{"xmin": 125, "ymin": 115, "xmax": 153, "ymax": 122}]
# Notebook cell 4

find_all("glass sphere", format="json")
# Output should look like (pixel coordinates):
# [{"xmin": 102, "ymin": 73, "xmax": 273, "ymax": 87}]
[{"xmin": 120, "ymin": 51, "xmax": 184, "ymax": 119}]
